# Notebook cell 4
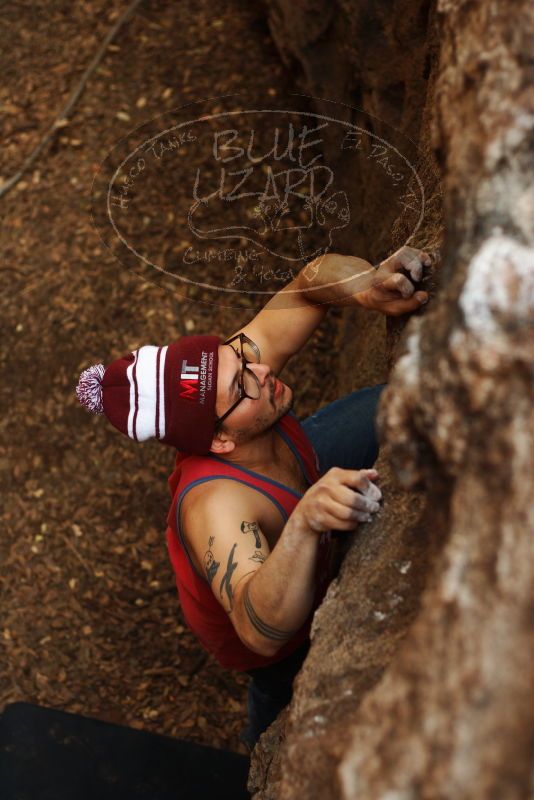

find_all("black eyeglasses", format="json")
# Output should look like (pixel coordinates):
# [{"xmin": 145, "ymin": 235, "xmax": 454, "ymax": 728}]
[{"xmin": 215, "ymin": 333, "xmax": 261, "ymax": 427}]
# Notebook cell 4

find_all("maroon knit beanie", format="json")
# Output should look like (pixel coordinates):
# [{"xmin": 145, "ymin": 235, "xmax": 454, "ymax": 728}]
[{"xmin": 76, "ymin": 336, "xmax": 221, "ymax": 455}]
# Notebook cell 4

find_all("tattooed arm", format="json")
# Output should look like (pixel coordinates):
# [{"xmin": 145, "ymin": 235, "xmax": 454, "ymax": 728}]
[
  {"xmin": 180, "ymin": 479, "xmax": 315, "ymax": 656},
  {"xmin": 181, "ymin": 482, "xmax": 269, "ymax": 614},
  {"xmin": 182, "ymin": 468, "xmax": 381, "ymax": 657}
]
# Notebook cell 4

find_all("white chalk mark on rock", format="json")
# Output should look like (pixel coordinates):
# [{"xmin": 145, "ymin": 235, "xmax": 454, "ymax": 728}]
[{"xmin": 459, "ymin": 235, "xmax": 534, "ymax": 338}]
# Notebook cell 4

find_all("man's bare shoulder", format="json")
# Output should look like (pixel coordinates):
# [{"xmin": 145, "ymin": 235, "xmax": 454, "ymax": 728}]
[
  {"xmin": 180, "ymin": 479, "xmax": 271, "ymax": 581},
  {"xmin": 181, "ymin": 478, "xmax": 264, "ymax": 529}
]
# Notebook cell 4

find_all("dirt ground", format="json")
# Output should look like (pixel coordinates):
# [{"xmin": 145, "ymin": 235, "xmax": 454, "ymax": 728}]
[{"xmin": 0, "ymin": 1, "xmax": 343, "ymax": 754}]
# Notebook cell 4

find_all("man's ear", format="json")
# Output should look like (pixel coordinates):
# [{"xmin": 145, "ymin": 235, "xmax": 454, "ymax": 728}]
[{"xmin": 209, "ymin": 430, "xmax": 236, "ymax": 455}]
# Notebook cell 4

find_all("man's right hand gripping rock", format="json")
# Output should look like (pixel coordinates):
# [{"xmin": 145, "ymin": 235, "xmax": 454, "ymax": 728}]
[{"xmin": 291, "ymin": 467, "xmax": 382, "ymax": 535}]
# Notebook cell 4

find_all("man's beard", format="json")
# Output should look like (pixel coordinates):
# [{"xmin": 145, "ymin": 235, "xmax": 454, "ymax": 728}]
[{"xmin": 230, "ymin": 391, "xmax": 294, "ymax": 445}]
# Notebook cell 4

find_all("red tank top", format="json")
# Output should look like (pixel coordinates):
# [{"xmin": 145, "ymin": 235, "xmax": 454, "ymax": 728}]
[{"xmin": 165, "ymin": 412, "xmax": 332, "ymax": 671}]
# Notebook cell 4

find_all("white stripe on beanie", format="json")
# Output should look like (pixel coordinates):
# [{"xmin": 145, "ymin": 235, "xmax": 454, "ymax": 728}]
[
  {"xmin": 125, "ymin": 346, "xmax": 169, "ymax": 442},
  {"xmin": 126, "ymin": 350, "xmax": 139, "ymax": 440},
  {"xmin": 158, "ymin": 345, "xmax": 168, "ymax": 439},
  {"xmin": 131, "ymin": 345, "xmax": 161, "ymax": 442}
]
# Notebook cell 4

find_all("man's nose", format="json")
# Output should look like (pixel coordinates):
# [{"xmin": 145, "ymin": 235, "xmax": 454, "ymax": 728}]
[{"xmin": 248, "ymin": 361, "xmax": 271, "ymax": 386}]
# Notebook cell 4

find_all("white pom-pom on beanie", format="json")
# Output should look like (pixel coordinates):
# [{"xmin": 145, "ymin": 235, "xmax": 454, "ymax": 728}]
[{"xmin": 76, "ymin": 363, "xmax": 105, "ymax": 414}]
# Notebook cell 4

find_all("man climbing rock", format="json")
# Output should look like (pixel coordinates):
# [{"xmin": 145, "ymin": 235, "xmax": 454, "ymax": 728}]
[{"xmin": 76, "ymin": 246, "xmax": 430, "ymax": 750}]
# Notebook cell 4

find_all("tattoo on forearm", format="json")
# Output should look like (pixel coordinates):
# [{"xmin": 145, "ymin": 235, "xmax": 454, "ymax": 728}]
[
  {"xmin": 249, "ymin": 550, "xmax": 266, "ymax": 564},
  {"xmin": 219, "ymin": 542, "xmax": 238, "ymax": 609},
  {"xmin": 234, "ymin": 570, "xmax": 256, "ymax": 592},
  {"xmin": 203, "ymin": 535, "xmax": 220, "ymax": 586},
  {"xmin": 241, "ymin": 520, "xmax": 262, "ymax": 548},
  {"xmin": 243, "ymin": 581, "xmax": 298, "ymax": 642}
]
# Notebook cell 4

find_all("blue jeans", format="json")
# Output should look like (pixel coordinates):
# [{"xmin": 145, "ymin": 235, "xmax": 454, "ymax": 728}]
[
  {"xmin": 244, "ymin": 640, "xmax": 310, "ymax": 751},
  {"xmin": 242, "ymin": 384, "xmax": 387, "ymax": 750},
  {"xmin": 301, "ymin": 384, "xmax": 386, "ymax": 474}
]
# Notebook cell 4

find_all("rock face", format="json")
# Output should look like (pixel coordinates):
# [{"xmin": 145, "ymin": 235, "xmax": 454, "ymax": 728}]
[
  {"xmin": 250, "ymin": 0, "xmax": 534, "ymax": 797},
  {"xmin": 263, "ymin": 0, "xmax": 444, "ymax": 394},
  {"xmin": 262, "ymin": 0, "xmax": 440, "ymax": 263}
]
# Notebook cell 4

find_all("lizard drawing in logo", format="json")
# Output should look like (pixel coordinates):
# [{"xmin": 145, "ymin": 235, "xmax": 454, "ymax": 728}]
[{"xmin": 187, "ymin": 173, "xmax": 350, "ymax": 264}]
